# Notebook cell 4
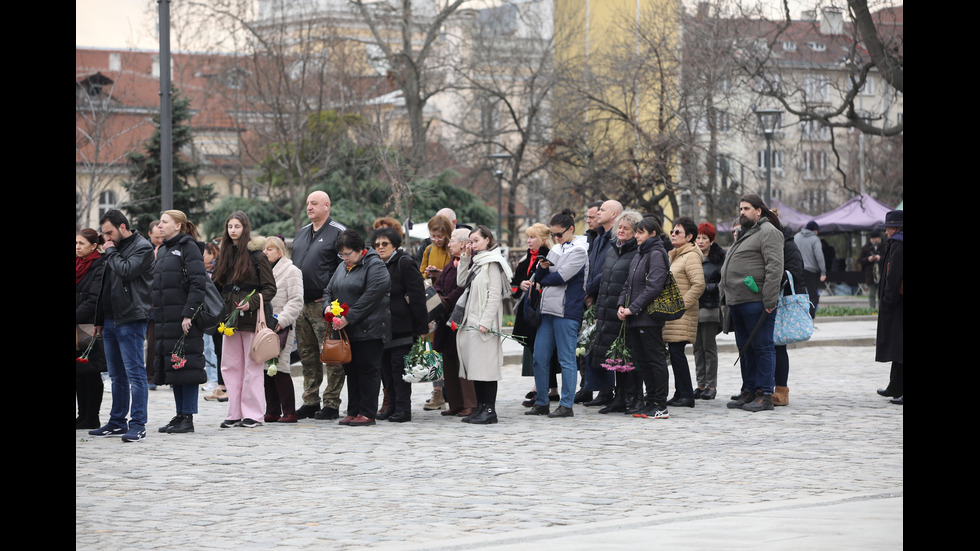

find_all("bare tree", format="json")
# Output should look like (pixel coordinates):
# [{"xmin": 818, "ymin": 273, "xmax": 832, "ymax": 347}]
[
  {"xmin": 441, "ymin": 0, "xmax": 562, "ymax": 243},
  {"xmin": 350, "ymin": 0, "xmax": 470, "ymax": 172},
  {"xmin": 547, "ymin": 0, "xmax": 686, "ymax": 219},
  {"xmin": 180, "ymin": 0, "xmax": 387, "ymax": 232},
  {"xmin": 76, "ymin": 50, "xmax": 149, "ymax": 230}
]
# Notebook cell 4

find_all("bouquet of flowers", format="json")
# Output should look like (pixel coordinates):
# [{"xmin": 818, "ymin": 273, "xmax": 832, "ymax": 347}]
[
  {"xmin": 449, "ymin": 321, "xmax": 527, "ymax": 346},
  {"xmin": 171, "ymin": 303, "xmax": 207, "ymax": 369},
  {"xmin": 402, "ymin": 336, "xmax": 443, "ymax": 383},
  {"xmin": 601, "ymin": 322, "xmax": 635, "ymax": 372},
  {"xmin": 216, "ymin": 290, "xmax": 255, "ymax": 337},
  {"xmin": 323, "ymin": 299, "xmax": 350, "ymax": 325},
  {"xmin": 576, "ymin": 304, "xmax": 596, "ymax": 357}
]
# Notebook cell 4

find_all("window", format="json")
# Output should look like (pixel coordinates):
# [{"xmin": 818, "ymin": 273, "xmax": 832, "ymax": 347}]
[
  {"xmin": 716, "ymin": 110, "xmax": 732, "ymax": 133},
  {"xmin": 109, "ymin": 53, "xmax": 121, "ymax": 72},
  {"xmin": 757, "ymin": 150, "xmax": 784, "ymax": 171},
  {"xmin": 781, "ymin": 41, "xmax": 797, "ymax": 51},
  {"xmin": 858, "ymin": 76, "xmax": 876, "ymax": 96},
  {"xmin": 800, "ymin": 120, "xmax": 830, "ymax": 141},
  {"xmin": 803, "ymin": 151, "xmax": 828, "ymax": 179},
  {"xmin": 807, "ymin": 41, "xmax": 826, "ymax": 52},
  {"xmin": 803, "ymin": 76, "xmax": 829, "ymax": 103},
  {"xmin": 99, "ymin": 190, "xmax": 118, "ymax": 218}
]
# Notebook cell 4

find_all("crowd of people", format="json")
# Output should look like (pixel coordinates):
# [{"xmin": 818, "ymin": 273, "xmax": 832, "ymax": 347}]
[{"xmin": 76, "ymin": 193, "xmax": 904, "ymax": 439}]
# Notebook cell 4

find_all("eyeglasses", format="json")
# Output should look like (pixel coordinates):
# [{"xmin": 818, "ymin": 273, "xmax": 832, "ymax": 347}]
[
  {"xmin": 337, "ymin": 250, "xmax": 358, "ymax": 260},
  {"xmin": 551, "ymin": 227, "xmax": 571, "ymax": 239},
  {"xmin": 373, "ymin": 241, "xmax": 391, "ymax": 248},
  {"xmin": 671, "ymin": 229, "xmax": 684, "ymax": 236}
]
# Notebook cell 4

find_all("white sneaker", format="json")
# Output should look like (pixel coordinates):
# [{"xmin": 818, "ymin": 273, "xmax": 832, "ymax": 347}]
[{"xmin": 202, "ymin": 382, "xmax": 218, "ymax": 392}]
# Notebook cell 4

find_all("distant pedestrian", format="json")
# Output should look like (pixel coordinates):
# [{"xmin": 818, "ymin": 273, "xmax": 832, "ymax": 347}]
[
  {"xmin": 875, "ymin": 211, "xmax": 903, "ymax": 405},
  {"xmin": 794, "ymin": 221, "xmax": 826, "ymax": 318},
  {"xmin": 858, "ymin": 231, "xmax": 885, "ymax": 308}
]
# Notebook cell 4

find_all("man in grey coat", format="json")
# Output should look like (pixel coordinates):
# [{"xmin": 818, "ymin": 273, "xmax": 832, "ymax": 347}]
[
  {"xmin": 794, "ymin": 221, "xmax": 826, "ymax": 318},
  {"xmin": 720, "ymin": 195, "xmax": 784, "ymax": 412}
]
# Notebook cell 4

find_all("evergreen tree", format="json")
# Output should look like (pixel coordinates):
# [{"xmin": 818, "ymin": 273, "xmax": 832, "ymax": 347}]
[{"xmin": 121, "ymin": 90, "xmax": 215, "ymax": 234}]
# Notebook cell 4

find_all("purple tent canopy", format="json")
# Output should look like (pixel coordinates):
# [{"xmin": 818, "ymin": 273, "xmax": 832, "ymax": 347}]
[
  {"xmin": 769, "ymin": 198, "xmax": 811, "ymax": 232},
  {"xmin": 811, "ymin": 193, "xmax": 894, "ymax": 233}
]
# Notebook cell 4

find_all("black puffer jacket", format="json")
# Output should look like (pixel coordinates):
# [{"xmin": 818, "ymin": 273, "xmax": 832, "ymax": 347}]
[
  {"xmin": 781, "ymin": 228, "xmax": 807, "ymax": 297},
  {"xmin": 699, "ymin": 242, "xmax": 726, "ymax": 310},
  {"xmin": 384, "ymin": 249, "xmax": 428, "ymax": 346},
  {"xmin": 592, "ymin": 238, "xmax": 638, "ymax": 360},
  {"xmin": 618, "ymin": 236, "xmax": 670, "ymax": 329},
  {"xmin": 152, "ymin": 233, "xmax": 207, "ymax": 386},
  {"xmin": 322, "ymin": 248, "xmax": 391, "ymax": 342}
]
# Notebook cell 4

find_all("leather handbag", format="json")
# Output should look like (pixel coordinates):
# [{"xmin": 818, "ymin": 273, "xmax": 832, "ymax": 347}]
[
  {"xmin": 320, "ymin": 327, "xmax": 352, "ymax": 364},
  {"xmin": 249, "ymin": 294, "xmax": 282, "ymax": 363},
  {"xmin": 773, "ymin": 271, "xmax": 814, "ymax": 345},
  {"xmin": 522, "ymin": 275, "xmax": 542, "ymax": 328},
  {"xmin": 423, "ymin": 281, "xmax": 446, "ymax": 323}
]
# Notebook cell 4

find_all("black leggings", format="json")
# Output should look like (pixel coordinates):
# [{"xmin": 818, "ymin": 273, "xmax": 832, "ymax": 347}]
[{"xmin": 473, "ymin": 380, "xmax": 498, "ymax": 406}]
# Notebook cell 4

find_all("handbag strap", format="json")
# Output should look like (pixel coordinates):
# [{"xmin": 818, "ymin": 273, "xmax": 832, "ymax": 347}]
[
  {"xmin": 782, "ymin": 270, "xmax": 796, "ymax": 295},
  {"xmin": 256, "ymin": 293, "xmax": 267, "ymax": 330}
]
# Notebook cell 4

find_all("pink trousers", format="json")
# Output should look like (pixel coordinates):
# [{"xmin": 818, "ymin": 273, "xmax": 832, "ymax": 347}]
[{"xmin": 221, "ymin": 331, "xmax": 267, "ymax": 422}]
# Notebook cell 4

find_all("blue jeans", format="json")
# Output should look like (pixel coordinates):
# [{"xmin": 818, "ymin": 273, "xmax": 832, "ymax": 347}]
[
  {"xmin": 730, "ymin": 302, "xmax": 776, "ymax": 395},
  {"xmin": 172, "ymin": 384, "xmax": 199, "ymax": 415},
  {"xmin": 533, "ymin": 315, "xmax": 580, "ymax": 408},
  {"xmin": 102, "ymin": 318, "xmax": 149, "ymax": 429},
  {"xmin": 203, "ymin": 334, "xmax": 218, "ymax": 384}
]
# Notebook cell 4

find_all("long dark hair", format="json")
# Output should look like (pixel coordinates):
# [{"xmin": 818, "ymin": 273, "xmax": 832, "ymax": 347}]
[
  {"xmin": 212, "ymin": 210, "xmax": 254, "ymax": 284},
  {"xmin": 740, "ymin": 194, "xmax": 782, "ymax": 231}
]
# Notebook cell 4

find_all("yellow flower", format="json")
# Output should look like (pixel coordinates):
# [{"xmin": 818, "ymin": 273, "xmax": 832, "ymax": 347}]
[
  {"xmin": 330, "ymin": 299, "xmax": 343, "ymax": 317},
  {"xmin": 225, "ymin": 327, "xmax": 235, "ymax": 336},
  {"xmin": 217, "ymin": 323, "xmax": 226, "ymax": 333}
]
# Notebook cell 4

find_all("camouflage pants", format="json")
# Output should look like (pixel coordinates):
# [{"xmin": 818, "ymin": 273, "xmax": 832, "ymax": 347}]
[{"xmin": 295, "ymin": 301, "xmax": 345, "ymax": 409}]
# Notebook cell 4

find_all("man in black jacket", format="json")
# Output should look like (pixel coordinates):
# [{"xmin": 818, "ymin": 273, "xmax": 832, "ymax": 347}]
[
  {"xmin": 292, "ymin": 191, "xmax": 347, "ymax": 420},
  {"xmin": 89, "ymin": 210, "xmax": 154, "ymax": 442}
]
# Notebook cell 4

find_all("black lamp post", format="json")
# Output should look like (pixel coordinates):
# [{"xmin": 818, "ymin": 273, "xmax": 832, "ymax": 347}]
[
  {"xmin": 753, "ymin": 108, "xmax": 782, "ymax": 206},
  {"xmin": 487, "ymin": 152, "xmax": 512, "ymax": 241}
]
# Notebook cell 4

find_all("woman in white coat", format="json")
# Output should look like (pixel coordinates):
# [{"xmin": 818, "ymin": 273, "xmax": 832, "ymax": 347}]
[
  {"xmin": 455, "ymin": 225, "xmax": 513, "ymax": 425},
  {"xmin": 262, "ymin": 235, "xmax": 304, "ymax": 423}
]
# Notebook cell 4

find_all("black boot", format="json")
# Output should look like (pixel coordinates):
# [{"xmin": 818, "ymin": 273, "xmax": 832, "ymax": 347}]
[
  {"xmin": 584, "ymin": 389, "xmax": 613, "ymax": 407},
  {"xmin": 598, "ymin": 391, "xmax": 626, "ymax": 414},
  {"xmin": 168, "ymin": 414, "xmax": 195, "ymax": 433},
  {"xmin": 461, "ymin": 403, "xmax": 485, "ymax": 423},
  {"xmin": 466, "ymin": 404, "xmax": 498, "ymax": 424}
]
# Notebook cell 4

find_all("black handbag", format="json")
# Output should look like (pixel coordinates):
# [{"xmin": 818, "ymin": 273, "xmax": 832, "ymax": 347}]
[{"xmin": 523, "ymin": 276, "xmax": 542, "ymax": 328}]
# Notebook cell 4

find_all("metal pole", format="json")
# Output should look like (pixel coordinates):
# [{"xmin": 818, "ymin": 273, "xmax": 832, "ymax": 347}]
[
  {"xmin": 496, "ymin": 169, "xmax": 503, "ymax": 240},
  {"xmin": 159, "ymin": 0, "xmax": 173, "ymax": 211},
  {"xmin": 764, "ymin": 134, "xmax": 772, "ymax": 206}
]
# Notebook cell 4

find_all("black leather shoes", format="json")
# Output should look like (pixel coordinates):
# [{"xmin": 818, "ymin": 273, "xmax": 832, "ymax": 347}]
[
  {"xmin": 548, "ymin": 405, "xmax": 574, "ymax": 418},
  {"xmin": 693, "ymin": 388, "xmax": 704, "ymax": 399},
  {"xmin": 890, "ymin": 395, "xmax": 903, "ymax": 405},
  {"xmin": 877, "ymin": 387, "xmax": 899, "ymax": 398},
  {"xmin": 670, "ymin": 397, "xmax": 696, "ymax": 408},
  {"xmin": 376, "ymin": 409, "xmax": 394, "ymax": 421},
  {"xmin": 700, "ymin": 389, "xmax": 717, "ymax": 400},
  {"xmin": 524, "ymin": 404, "xmax": 550, "ymax": 416},
  {"xmin": 314, "ymin": 407, "xmax": 339, "ymax": 420},
  {"xmin": 573, "ymin": 389, "xmax": 593, "ymax": 403},
  {"xmin": 388, "ymin": 411, "xmax": 411, "ymax": 423},
  {"xmin": 295, "ymin": 404, "xmax": 319, "ymax": 419},
  {"xmin": 584, "ymin": 390, "xmax": 613, "ymax": 407}
]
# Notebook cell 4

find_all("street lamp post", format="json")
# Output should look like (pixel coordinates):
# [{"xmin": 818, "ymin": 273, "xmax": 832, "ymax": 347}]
[
  {"xmin": 487, "ymin": 152, "xmax": 512, "ymax": 242},
  {"xmin": 753, "ymin": 108, "xmax": 782, "ymax": 206}
]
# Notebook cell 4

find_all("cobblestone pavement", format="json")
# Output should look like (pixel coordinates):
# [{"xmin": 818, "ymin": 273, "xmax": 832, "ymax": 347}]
[{"xmin": 76, "ymin": 329, "xmax": 902, "ymax": 550}]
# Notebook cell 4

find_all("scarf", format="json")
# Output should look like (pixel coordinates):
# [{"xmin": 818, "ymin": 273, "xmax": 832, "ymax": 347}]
[
  {"xmin": 526, "ymin": 248, "xmax": 539, "ymax": 276},
  {"xmin": 76, "ymin": 250, "xmax": 101, "ymax": 284},
  {"xmin": 467, "ymin": 247, "xmax": 514, "ymax": 340}
]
